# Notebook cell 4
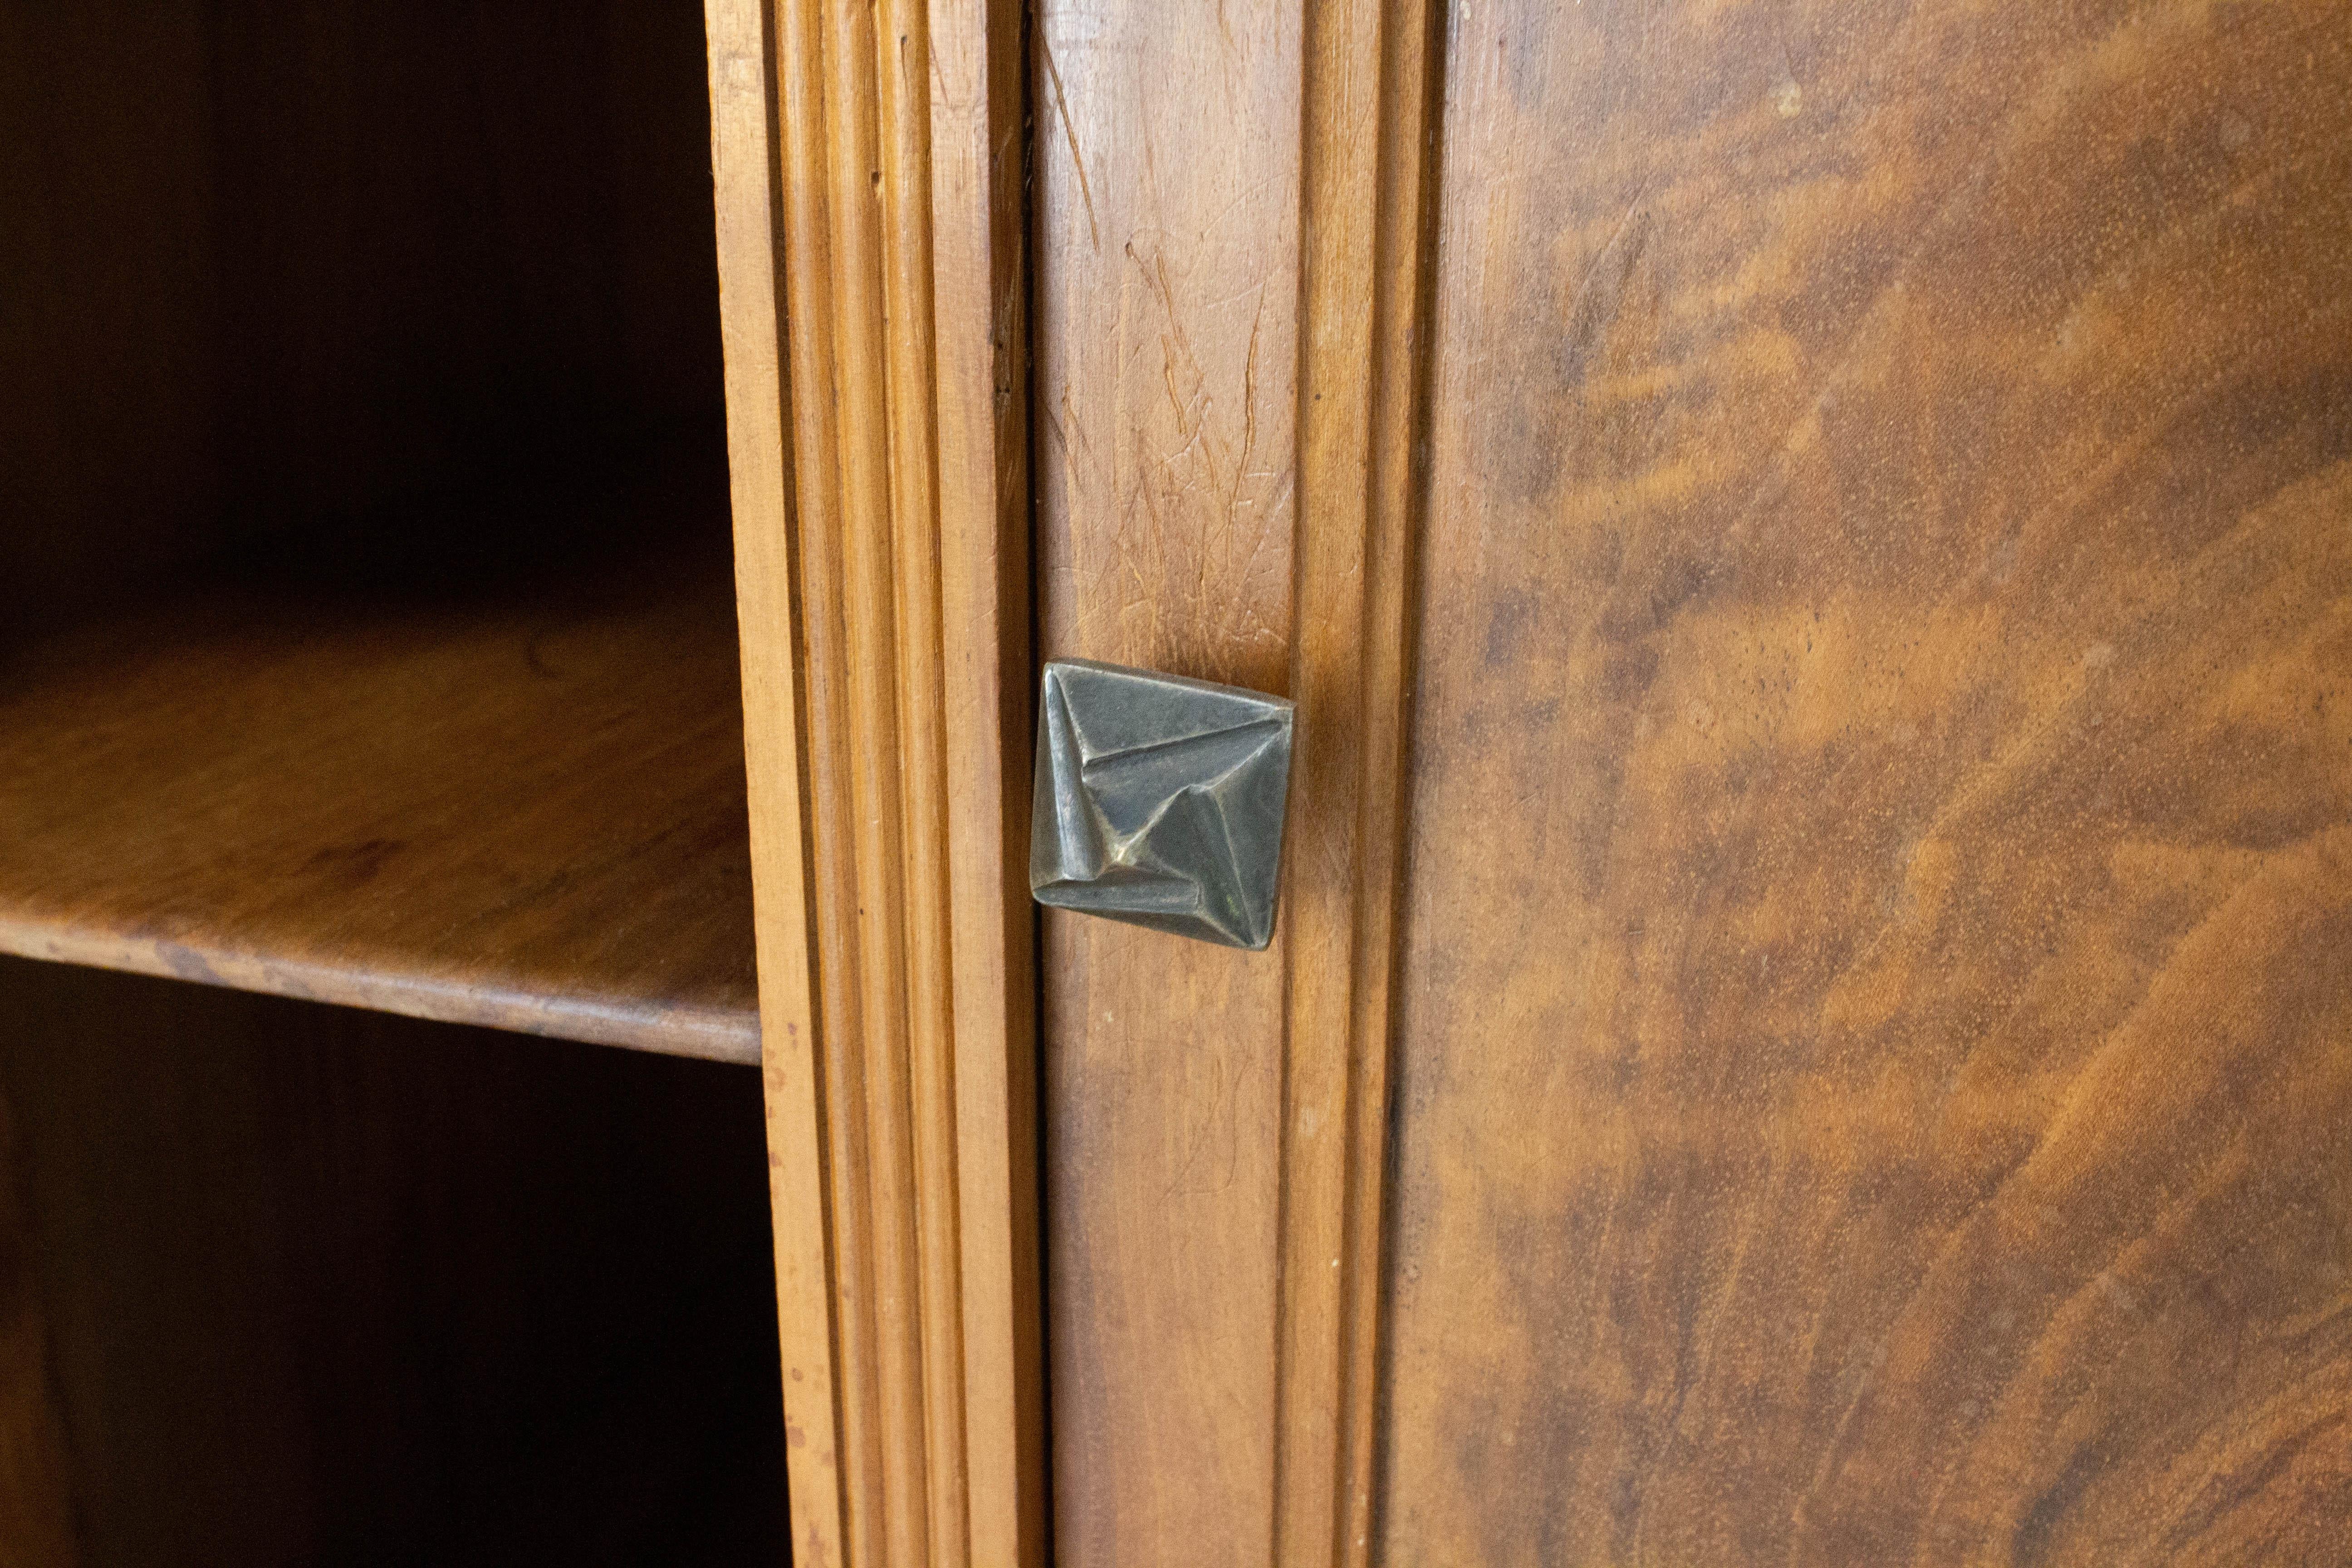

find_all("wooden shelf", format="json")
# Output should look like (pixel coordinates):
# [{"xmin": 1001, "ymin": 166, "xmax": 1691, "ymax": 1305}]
[{"xmin": 0, "ymin": 548, "xmax": 759, "ymax": 1062}]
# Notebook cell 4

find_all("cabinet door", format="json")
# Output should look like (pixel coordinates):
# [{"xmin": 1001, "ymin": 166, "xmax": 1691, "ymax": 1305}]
[
  {"xmin": 722, "ymin": 0, "xmax": 2352, "ymax": 1563},
  {"xmin": 1030, "ymin": 0, "xmax": 2352, "ymax": 1565}
]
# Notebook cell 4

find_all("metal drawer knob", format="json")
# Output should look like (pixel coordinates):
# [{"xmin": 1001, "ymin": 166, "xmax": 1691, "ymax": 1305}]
[{"xmin": 1029, "ymin": 659, "xmax": 1294, "ymax": 950}]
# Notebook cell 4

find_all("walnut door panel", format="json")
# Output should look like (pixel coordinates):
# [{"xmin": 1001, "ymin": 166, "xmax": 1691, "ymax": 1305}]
[
  {"xmin": 1029, "ymin": 0, "xmax": 2352, "ymax": 1565},
  {"xmin": 1380, "ymin": 1, "xmax": 2352, "ymax": 1564}
]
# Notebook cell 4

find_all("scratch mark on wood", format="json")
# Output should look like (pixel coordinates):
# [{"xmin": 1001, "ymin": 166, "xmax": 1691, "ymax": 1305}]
[{"xmin": 1038, "ymin": 30, "xmax": 1100, "ymax": 252}]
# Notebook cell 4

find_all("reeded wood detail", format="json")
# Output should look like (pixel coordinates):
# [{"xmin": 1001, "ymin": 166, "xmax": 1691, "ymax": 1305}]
[
  {"xmin": 932, "ymin": 0, "xmax": 1047, "ymax": 1561},
  {"xmin": 706, "ymin": 0, "xmax": 1039, "ymax": 1562},
  {"xmin": 1274, "ymin": 0, "xmax": 1441, "ymax": 1563}
]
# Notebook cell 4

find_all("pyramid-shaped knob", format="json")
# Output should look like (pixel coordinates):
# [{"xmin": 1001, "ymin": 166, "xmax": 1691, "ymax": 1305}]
[{"xmin": 1029, "ymin": 659, "xmax": 1294, "ymax": 950}]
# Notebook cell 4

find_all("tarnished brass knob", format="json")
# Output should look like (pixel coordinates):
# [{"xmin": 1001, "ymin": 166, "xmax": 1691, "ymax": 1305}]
[{"xmin": 1029, "ymin": 659, "xmax": 1294, "ymax": 950}]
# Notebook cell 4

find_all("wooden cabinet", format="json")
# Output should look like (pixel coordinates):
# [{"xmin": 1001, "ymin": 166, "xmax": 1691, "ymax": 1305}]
[
  {"xmin": 6, "ymin": 0, "xmax": 2344, "ymax": 1562},
  {"xmin": 725, "ymin": 0, "xmax": 2352, "ymax": 1563},
  {"xmin": 1, "ymin": 0, "xmax": 785, "ymax": 1558}
]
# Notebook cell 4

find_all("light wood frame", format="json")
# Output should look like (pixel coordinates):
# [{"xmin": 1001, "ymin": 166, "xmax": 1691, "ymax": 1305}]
[
  {"xmin": 706, "ymin": 0, "xmax": 1042, "ymax": 1563},
  {"xmin": 1014, "ymin": 0, "xmax": 1442, "ymax": 1554}
]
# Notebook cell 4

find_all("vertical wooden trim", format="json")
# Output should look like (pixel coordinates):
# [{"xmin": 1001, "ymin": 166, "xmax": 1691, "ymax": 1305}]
[
  {"xmin": 706, "ymin": 4, "xmax": 851, "ymax": 1564},
  {"xmin": 1276, "ymin": 0, "xmax": 1441, "ymax": 1562},
  {"xmin": 707, "ymin": 0, "xmax": 1039, "ymax": 1562},
  {"xmin": 772, "ymin": 0, "xmax": 892, "ymax": 1555},
  {"xmin": 932, "ymin": 0, "xmax": 1048, "ymax": 1563},
  {"xmin": 808, "ymin": 0, "xmax": 938, "ymax": 1559},
  {"xmin": 871, "ymin": 1, "xmax": 972, "ymax": 1560}
]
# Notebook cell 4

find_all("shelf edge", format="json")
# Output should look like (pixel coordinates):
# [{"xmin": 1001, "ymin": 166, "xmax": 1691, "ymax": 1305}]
[{"xmin": 0, "ymin": 919, "xmax": 761, "ymax": 1064}]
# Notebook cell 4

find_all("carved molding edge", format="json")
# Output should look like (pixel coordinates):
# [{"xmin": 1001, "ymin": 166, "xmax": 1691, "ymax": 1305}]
[
  {"xmin": 706, "ymin": 0, "xmax": 1040, "ymax": 1562},
  {"xmin": 1275, "ymin": 0, "xmax": 1445, "ymax": 1563}
]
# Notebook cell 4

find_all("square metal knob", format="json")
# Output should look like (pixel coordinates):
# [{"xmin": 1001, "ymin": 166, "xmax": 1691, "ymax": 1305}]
[{"xmin": 1029, "ymin": 659, "xmax": 1294, "ymax": 950}]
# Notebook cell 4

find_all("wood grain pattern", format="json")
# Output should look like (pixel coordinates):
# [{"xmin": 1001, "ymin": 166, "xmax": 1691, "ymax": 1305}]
[
  {"xmin": 0, "ymin": 551, "xmax": 757, "ymax": 1061},
  {"xmin": 1032, "ymin": 0, "xmax": 1301, "ymax": 1558},
  {"xmin": 1031, "ymin": 2, "xmax": 1448, "ymax": 1559},
  {"xmin": 710, "ymin": 0, "xmax": 1042, "ymax": 1559},
  {"xmin": 1381, "ymin": 0, "xmax": 2352, "ymax": 1562},
  {"xmin": 1274, "ymin": 0, "xmax": 1439, "ymax": 1563}
]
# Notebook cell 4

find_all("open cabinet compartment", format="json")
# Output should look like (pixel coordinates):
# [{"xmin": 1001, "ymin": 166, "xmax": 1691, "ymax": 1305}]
[
  {"xmin": 0, "ymin": 958, "xmax": 788, "ymax": 1565},
  {"xmin": 0, "ymin": 0, "xmax": 758, "ymax": 1059},
  {"xmin": 0, "ymin": 0, "xmax": 784, "ymax": 1558}
]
